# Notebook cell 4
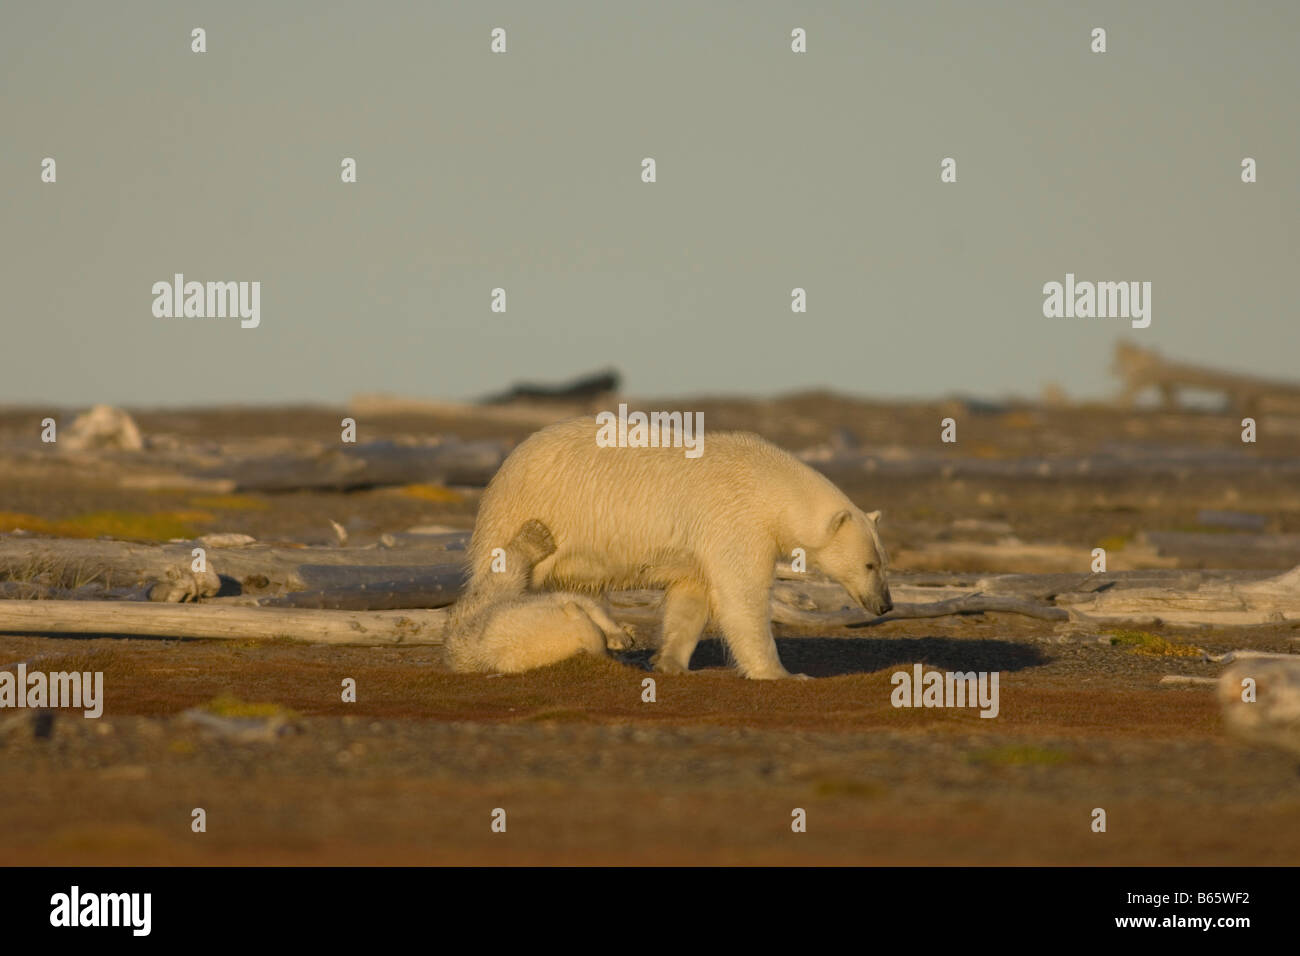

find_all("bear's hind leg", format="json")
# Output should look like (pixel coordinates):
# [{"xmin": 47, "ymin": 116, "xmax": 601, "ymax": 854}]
[{"xmin": 651, "ymin": 580, "xmax": 709, "ymax": 674}]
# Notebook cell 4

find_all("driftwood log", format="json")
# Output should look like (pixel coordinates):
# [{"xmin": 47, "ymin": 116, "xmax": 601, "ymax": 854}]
[
  {"xmin": 193, "ymin": 439, "xmax": 506, "ymax": 491},
  {"xmin": 0, "ymin": 602, "xmax": 447, "ymax": 645},
  {"xmin": 0, "ymin": 535, "xmax": 468, "ymax": 601},
  {"xmin": 1, "ymin": 435, "xmax": 508, "ymax": 493},
  {"xmin": 2, "ymin": 532, "xmax": 1298, "ymax": 640},
  {"xmin": 1059, "ymin": 566, "xmax": 1300, "ymax": 626}
]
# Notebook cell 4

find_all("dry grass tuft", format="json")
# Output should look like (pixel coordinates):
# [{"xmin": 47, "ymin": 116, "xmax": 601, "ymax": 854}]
[
  {"xmin": 1108, "ymin": 630, "xmax": 1203, "ymax": 658},
  {"xmin": 0, "ymin": 510, "xmax": 213, "ymax": 541},
  {"xmin": 200, "ymin": 694, "xmax": 299, "ymax": 720}
]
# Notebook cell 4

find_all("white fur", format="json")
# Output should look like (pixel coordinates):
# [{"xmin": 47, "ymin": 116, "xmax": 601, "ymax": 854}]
[
  {"xmin": 466, "ymin": 418, "xmax": 891, "ymax": 679},
  {"xmin": 445, "ymin": 517, "xmax": 633, "ymax": 673},
  {"xmin": 445, "ymin": 592, "xmax": 632, "ymax": 674}
]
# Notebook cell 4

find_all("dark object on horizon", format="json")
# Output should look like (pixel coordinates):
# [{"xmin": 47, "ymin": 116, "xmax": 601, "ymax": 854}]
[{"xmin": 481, "ymin": 368, "xmax": 620, "ymax": 405}]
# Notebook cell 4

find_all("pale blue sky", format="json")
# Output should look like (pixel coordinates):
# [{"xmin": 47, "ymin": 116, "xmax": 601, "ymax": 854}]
[{"xmin": 2, "ymin": 0, "xmax": 1296, "ymax": 406}]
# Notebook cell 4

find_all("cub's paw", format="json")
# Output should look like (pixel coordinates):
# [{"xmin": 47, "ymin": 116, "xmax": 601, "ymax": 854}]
[{"xmin": 605, "ymin": 625, "xmax": 636, "ymax": 652}]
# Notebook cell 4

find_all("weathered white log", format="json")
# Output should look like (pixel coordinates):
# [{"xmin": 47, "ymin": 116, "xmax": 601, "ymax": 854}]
[
  {"xmin": 1158, "ymin": 675, "xmax": 1217, "ymax": 687},
  {"xmin": 5, "ymin": 534, "xmax": 1296, "ymax": 630},
  {"xmin": 1066, "ymin": 565, "xmax": 1300, "ymax": 627},
  {"xmin": 977, "ymin": 569, "xmax": 1274, "ymax": 598},
  {"xmin": 195, "ymin": 533, "xmax": 258, "ymax": 549},
  {"xmin": 190, "ymin": 438, "xmax": 507, "ymax": 491},
  {"xmin": 0, "ymin": 536, "xmax": 466, "ymax": 597},
  {"xmin": 0, "ymin": 601, "xmax": 447, "ymax": 645},
  {"xmin": 3, "ymin": 435, "xmax": 507, "ymax": 492}
]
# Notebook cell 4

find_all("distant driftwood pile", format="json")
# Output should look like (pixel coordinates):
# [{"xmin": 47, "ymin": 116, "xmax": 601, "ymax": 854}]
[
  {"xmin": 7, "ymin": 370, "xmax": 632, "ymax": 493},
  {"xmin": 39, "ymin": 434, "xmax": 508, "ymax": 494},
  {"xmin": 1114, "ymin": 342, "xmax": 1300, "ymax": 413},
  {"xmin": 2, "ymin": 405, "xmax": 509, "ymax": 493},
  {"xmin": 1, "ymin": 532, "xmax": 1298, "ymax": 646}
]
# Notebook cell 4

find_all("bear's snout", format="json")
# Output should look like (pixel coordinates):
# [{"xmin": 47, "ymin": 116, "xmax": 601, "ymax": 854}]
[{"xmin": 867, "ymin": 585, "xmax": 893, "ymax": 616}]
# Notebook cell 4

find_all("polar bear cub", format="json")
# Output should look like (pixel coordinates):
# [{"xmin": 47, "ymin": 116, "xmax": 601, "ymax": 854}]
[
  {"xmin": 446, "ymin": 592, "xmax": 633, "ymax": 674},
  {"xmin": 466, "ymin": 417, "xmax": 892, "ymax": 680},
  {"xmin": 445, "ymin": 519, "xmax": 633, "ymax": 673}
]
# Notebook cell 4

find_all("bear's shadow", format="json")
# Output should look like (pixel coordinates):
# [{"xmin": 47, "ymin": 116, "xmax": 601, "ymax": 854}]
[{"xmin": 619, "ymin": 636, "xmax": 1048, "ymax": 679}]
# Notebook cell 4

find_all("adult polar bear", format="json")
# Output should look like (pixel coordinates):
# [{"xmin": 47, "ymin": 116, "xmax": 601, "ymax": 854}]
[{"xmin": 465, "ymin": 417, "xmax": 892, "ymax": 679}]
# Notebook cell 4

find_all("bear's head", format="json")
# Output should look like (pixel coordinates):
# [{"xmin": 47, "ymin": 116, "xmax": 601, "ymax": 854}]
[{"xmin": 812, "ymin": 507, "xmax": 893, "ymax": 617}]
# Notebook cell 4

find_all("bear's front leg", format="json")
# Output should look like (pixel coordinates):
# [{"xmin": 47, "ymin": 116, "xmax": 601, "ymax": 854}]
[{"xmin": 711, "ymin": 583, "xmax": 805, "ymax": 680}]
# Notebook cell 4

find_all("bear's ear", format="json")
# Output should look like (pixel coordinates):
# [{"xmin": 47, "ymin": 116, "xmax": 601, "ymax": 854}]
[
  {"xmin": 866, "ymin": 510, "xmax": 883, "ymax": 525},
  {"xmin": 827, "ymin": 509, "xmax": 852, "ymax": 537}
]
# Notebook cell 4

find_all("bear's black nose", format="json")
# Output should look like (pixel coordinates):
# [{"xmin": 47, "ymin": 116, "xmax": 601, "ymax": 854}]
[{"xmin": 880, "ymin": 601, "xmax": 894, "ymax": 614}]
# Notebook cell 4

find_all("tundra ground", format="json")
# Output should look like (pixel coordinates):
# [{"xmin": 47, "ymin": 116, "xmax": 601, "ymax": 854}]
[{"xmin": 1, "ymin": 399, "xmax": 1297, "ymax": 864}]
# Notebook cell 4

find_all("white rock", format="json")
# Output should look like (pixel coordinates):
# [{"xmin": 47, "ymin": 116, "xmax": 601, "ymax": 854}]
[
  {"xmin": 62, "ymin": 405, "xmax": 144, "ymax": 451},
  {"xmin": 1218, "ymin": 658, "xmax": 1300, "ymax": 755},
  {"xmin": 195, "ymin": 533, "xmax": 256, "ymax": 549}
]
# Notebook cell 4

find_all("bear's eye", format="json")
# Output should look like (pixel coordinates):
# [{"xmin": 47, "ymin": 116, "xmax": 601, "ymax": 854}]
[{"xmin": 865, "ymin": 562, "xmax": 877, "ymax": 571}]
